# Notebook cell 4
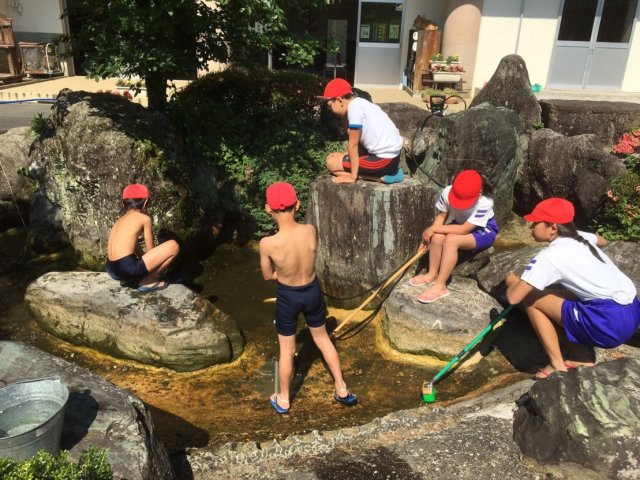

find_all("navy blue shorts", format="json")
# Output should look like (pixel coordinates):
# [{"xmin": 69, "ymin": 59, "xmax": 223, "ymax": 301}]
[
  {"xmin": 105, "ymin": 254, "xmax": 148, "ymax": 284},
  {"xmin": 275, "ymin": 277, "xmax": 326, "ymax": 336},
  {"xmin": 562, "ymin": 296, "xmax": 640, "ymax": 348}
]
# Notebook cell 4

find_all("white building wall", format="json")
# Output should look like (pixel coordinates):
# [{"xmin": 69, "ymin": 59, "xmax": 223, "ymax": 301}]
[
  {"xmin": 515, "ymin": 0, "xmax": 561, "ymax": 88},
  {"xmin": 9, "ymin": 0, "xmax": 64, "ymax": 35},
  {"xmin": 473, "ymin": 0, "xmax": 560, "ymax": 94},
  {"xmin": 622, "ymin": 17, "xmax": 640, "ymax": 92},
  {"xmin": 474, "ymin": 0, "xmax": 640, "ymax": 94}
]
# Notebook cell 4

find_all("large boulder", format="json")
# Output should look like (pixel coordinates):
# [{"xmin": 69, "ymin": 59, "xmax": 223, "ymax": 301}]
[
  {"xmin": 307, "ymin": 176, "xmax": 439, "ymax": 309},
  {"xmin": 513, "ymin": 358, "xmax": 640, "ymax": 478},
  {"xmin": 513, "ymin": 128, "xmax": 626, "ymax": 226},
  {"xmin": 0, "ymin": 126, "xmax": 36, "ymax": 226},
  {"xmin": 540, "ymin": 100, "xmax": 640, "ymax": 148},
  {"xmin": 381, "ymin": 276, "xmax": 503, "ymax": 359},
  {"xmin": 416, "ymin": 103, "xmax": 520, "ymax": 226},
  {"xmin": 470, "ymin": 54, "xmax": 542, "ymax": 133},
  {"xmin": 0, "ymin": 341, "xmax": 174, "ymax": 480},
  {"xmin": 27, "ymin": 89, "xmax": 221, "ymax": 269},
  {"xmin": 25, "ymin": 272, "xmax": 244, "ymax": 371}
]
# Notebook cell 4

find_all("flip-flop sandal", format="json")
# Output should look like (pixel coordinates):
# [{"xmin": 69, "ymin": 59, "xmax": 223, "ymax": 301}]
[
  {"xmin": 334, "ymin": 388, "xmax": 357, "ymax": 406},
  {"xmin": 416, "ymin": 291, "xmax": 450, "ymax": 304},
  {"xmin": 535, "ymin": 369, "xmax": 551, "ymax": 379},
  {"xmin": 408, "ymin": 276, "xmax": 433, "ymax": 287},
  {"xmin": 137, "ymin": 280, "xmax": 170, "ymax": 293},
  {"xmin": 564, "ymin": 361, "xmax": 594, "ymax": 369},
  {"xmin": 269, "ymin": 394, "xmax": 289, "ymax": 414}
]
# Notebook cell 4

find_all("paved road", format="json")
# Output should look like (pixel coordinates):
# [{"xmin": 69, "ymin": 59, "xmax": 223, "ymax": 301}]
[{"xmin": 0, "ymin": 102, "xmax": 53, "ymax": 133}]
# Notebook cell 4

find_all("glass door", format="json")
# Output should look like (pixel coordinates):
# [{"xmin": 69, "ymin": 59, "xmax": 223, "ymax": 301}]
[{"xmin": 547, "ymin": 0, "xmax": 639, "ymax": 90}]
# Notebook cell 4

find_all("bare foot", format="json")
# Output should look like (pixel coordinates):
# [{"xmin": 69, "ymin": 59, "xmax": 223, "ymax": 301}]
[
  {"xmin": 535, "ymin": 364, "xmax": 567, "ymax": 379},
  {"xmin": 564, "ymin": 360, "xmax": 595, "ymax": 369},
  {"xmin": 417, "ymin": 287, "xmax": 450, "ymax": 304},
  {"xmin": 409, "ymin": 273, "xmax": 435, "ymax": 287}
]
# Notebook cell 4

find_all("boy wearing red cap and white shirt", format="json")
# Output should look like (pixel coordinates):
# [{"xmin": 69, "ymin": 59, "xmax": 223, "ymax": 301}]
[
  {"xmin": 106, "ymin": 184, "xmax": 179, "ymax": 292},
  {"xmin": 321, "ymin": 78, "xmax": 404, "ymax": 184},
  {"xmin": 505, "ymin": 197, "xmax": 639, "ymax": 379},
  {"xmin": 259, "ymin": 181, "xmax": 356, "ymax": 414},
  {"xmin": 410, "ymin": 170, "xmax": 499, "ymax": 303}
]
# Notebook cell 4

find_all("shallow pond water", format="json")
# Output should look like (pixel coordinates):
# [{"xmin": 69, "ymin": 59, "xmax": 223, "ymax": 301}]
[{"xmin": 0, "ymin": 227, "xmax": 527, "ymax": 456}]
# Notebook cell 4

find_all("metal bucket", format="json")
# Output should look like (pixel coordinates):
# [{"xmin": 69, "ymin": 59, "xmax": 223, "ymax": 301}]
[{"xmin": 0, "ymin": 377, "xmax": 69, "ymax": 461}]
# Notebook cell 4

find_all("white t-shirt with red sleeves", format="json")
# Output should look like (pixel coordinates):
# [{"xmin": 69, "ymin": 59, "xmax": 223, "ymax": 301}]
[
  {"xmin": 436, "ymin": 186, "xmax": 494, "ymax": 228},
  {"xmin": 520, "ymin": 231, "xmax": 637, "ymax": 304},
  {"xmin": 347, "ymin": 97, "xmax": 403, "ymax": 158}
]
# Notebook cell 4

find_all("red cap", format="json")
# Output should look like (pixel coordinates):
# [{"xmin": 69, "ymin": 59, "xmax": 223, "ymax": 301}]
[
  {"xmin": 266, "ymin": 182, "xmax": 298, "ymax": 211},
  {"xmin": 448, "ymin": 170, "xmax": 482, "ymax": 209},
  {"xmin": 320, "ymin": 78, "xmax": 352, "ymax": 100},
  {"xmin": 122, "ymin": 184, "xmax": 149, "ymax": 199},
  {"xmin": 524, "ymin": 198, "xmax": 575, "ymax": 224}
]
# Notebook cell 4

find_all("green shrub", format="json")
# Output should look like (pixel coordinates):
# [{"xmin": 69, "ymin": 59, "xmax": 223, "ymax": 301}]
[
  {"xmin": 30, "ymin": 112, "xmax": 51, "ymax": 137},
  {"xmin": 169, "ymin": 68, "xmax": 342, "ymax": 236},
  {"xmin": 0, "ymin": 447, "xmax": 113, "ymax": 480},
  {"xmin": 594, "ymin": 152, "xmax": 640, "ymax": 241}
]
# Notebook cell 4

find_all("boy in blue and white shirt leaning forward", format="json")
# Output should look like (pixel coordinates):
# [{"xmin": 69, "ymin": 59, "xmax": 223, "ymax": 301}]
[{"xmin": 505, "ymin": 198, "xmax": 640, "ymax": 379}]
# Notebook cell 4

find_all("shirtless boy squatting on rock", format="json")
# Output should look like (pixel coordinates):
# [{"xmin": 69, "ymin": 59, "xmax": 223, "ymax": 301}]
[
  {"xmin": 106, "ymin": 183, "xmax": 180, "ymax": 292},
  {"xmin": 259, "ymin": 181, "xmax": 357, "ymax": 414}
]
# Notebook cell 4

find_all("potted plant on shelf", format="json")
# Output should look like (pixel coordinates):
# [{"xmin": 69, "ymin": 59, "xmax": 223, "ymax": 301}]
[
  {"xmin": 431, "ymin": 61, "xmax": 464, "ymax": 83},
  {"xmin": 445, "ymin": 54, "xmax": 460, "ymax": 64},
  {"xmin": 430, "ymin": 52, "xmax": 446, "ymax": 69}
]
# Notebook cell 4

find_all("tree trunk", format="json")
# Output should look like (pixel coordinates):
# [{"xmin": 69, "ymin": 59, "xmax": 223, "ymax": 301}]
[{"xmin": 145, "ymin": 73, "xmax": 167, "ymax": 111}]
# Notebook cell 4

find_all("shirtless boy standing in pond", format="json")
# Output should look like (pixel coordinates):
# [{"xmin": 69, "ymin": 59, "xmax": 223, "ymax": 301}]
[
  {"xmin": 106, "ymin": 184, "xmax": 179, "ymax": 292},
  {"xmin": 259, "ymin": 181, "xmax": 356, "ymax": 414}
]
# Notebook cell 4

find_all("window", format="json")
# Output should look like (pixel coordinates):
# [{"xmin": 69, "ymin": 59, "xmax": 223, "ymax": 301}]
[
  {"xmin": 558, "ymin": 0, "xmax": 598, "ymax": 41},
  {"xmin": 359, "ymin": 2, "xmax": 403, "ymax": 44},
  {"xmin": 597, "ymin": 0, "xmax": 638, "ymax": 43}
]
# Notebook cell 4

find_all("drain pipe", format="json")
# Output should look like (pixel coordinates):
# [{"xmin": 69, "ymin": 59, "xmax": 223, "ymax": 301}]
[{"xmin": 515, "ymin": 0, "xmax": 526, "ymax": 55}]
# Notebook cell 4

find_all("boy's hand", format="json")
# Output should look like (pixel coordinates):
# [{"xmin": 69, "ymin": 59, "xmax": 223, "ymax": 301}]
[
  {"xmin": 422, "ymin": 227, "xmax": 435, "ymax": 245},
  {"xmin": 332, "ymin": 176, "xmax": 356, "ymax": 184},
  {"xmin": 505, "ymin": 271, "xmax": 519, "ymax": 287}
]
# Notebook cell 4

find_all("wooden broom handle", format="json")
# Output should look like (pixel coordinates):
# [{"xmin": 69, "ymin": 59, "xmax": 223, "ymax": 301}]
[{"xmin": 333, "ymin": 249, "xmax": 426, "ymax": 334}]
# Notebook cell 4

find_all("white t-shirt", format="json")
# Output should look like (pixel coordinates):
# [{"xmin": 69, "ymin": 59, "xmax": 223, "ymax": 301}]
[
  {"xmin": 347, "ymin": 97, "xmax": 403, "ymax": 158},
  {"xmin": 520, "ymin": 231, "xmax": 637, "ymax": 304},
  {"xmin": 436, "ymin": 186, "xmax": 494, "ymax": 228}
]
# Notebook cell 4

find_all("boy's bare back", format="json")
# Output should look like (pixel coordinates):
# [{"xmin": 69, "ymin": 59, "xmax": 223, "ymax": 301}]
[
  {"xmin": 260, "ymin": 223, "xmax": 317, "ymax": 287},
  {"xmin": 107, "ymin": 211, "xmax": 152, "ymax": 261}
]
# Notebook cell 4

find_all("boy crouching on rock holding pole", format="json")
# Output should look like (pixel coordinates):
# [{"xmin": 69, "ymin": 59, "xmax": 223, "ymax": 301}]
[{"xmin": 259, "ymin": 181, "xmax": 357, "ymax": 414}]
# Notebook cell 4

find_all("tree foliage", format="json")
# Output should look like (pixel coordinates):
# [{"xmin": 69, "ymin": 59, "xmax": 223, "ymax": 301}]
[{"xmin": 65, "ymin": 0, "xmax": 326, "ymax": 110}]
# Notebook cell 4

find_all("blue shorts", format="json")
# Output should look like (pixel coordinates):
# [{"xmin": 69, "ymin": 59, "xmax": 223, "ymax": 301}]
[
  {"xmin": 275, "ymin": 277, "xmax": 326, "ymax": 336},
  {"xmin": 471, "ymin": 218, "xmax": 499, "ymax": 252},
  {"xmin": 452, "ymin": 217, "xmax": 499, "ymax": 252},
  {"xmin": 105, "ymin": 254, "xmax": 148, "ymax": 284},
  {"xmin": 562, "ymin": 296, "xmax": 640, "ymax": 348}
]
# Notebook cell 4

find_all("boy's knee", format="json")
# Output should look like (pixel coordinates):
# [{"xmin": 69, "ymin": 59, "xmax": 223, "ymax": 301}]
[{"xmin": 168, "ymin": 239, "xmax": 180, "ymax": 255}]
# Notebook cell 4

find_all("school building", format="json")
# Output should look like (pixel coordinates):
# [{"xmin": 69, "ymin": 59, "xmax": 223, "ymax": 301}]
[{"xmin": 2, "ymin": 0, "xmax": 639, "ymax": 96}]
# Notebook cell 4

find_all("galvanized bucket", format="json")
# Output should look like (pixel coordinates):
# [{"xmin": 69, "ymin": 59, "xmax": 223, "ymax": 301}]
[{"xmin": 0, "ymin": 377, "xmax": 69, "ymax": 461}]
